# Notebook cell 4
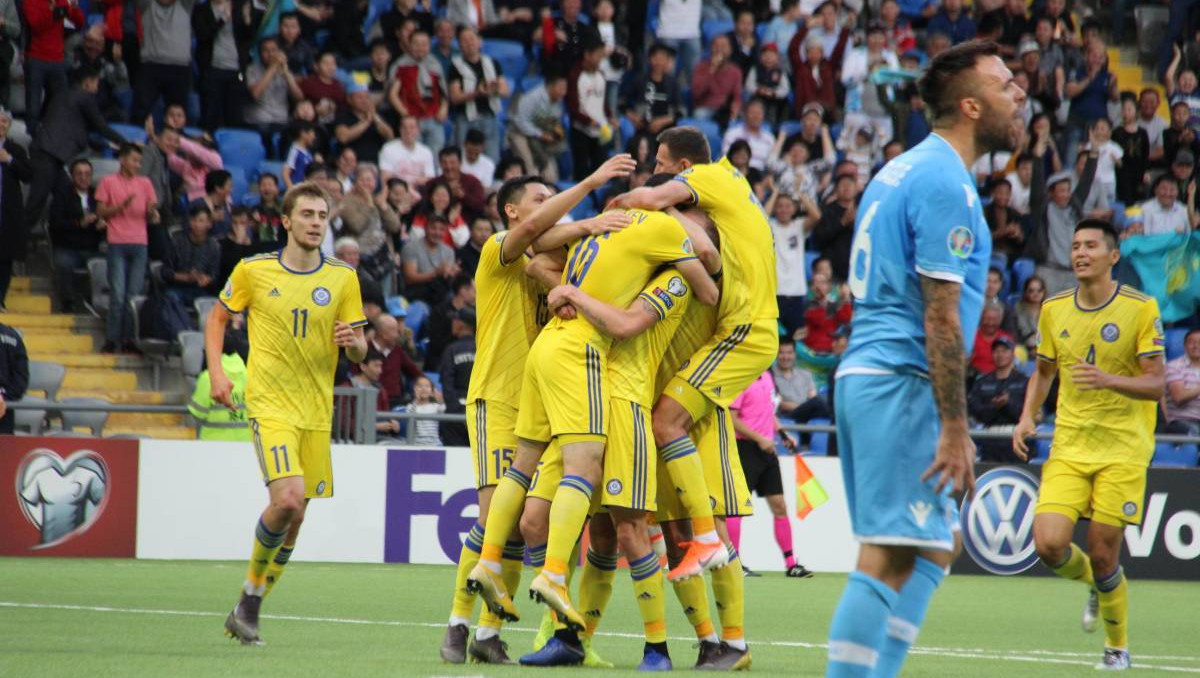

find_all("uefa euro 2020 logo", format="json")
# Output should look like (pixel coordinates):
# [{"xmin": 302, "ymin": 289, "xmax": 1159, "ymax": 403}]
[
  {"xmin": 15, "ymin": 448, "xmax": 109, "ymax": 548},
  {"xmin": 960, "ymin": 467, "xmax": 1041, "ymax": 575}
]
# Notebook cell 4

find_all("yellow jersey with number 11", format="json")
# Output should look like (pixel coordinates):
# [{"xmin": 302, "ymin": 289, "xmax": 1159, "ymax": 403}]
[{"xmin": 220, "ymin": 252, "xmax": 367, "ymax": 430}]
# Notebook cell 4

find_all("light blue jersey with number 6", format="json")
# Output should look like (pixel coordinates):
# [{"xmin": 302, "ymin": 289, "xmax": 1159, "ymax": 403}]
[{"xmin": 838, "ymin": 133, "xmax": 992, "ymax": 377}]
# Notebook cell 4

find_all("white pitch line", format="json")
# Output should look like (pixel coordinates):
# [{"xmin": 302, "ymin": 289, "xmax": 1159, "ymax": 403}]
[{"xmin": 2, "ymin": 601, "xmax": 1198, "ymax": 673}]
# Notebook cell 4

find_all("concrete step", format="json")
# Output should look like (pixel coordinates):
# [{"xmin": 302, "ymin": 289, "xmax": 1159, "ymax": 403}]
[
  {"xmin": 107, "ymin": 412, "xmax": 188, "ymax": 428},
  {"xmin": 20, "ymin": 332, "xmax": 95, "ymax": 354},
  {"xmin": 28, "ymin": 352, "xmax": 148, "ymax": 369},
  {"xmin": 58, "ymin": 389, "xmax": 185, "ymax": 405},
  {"xmin": 0, "ymin": 312, "xmax": 102, "ymax": 330},
  {"xmin": 62, "ymin": 369, "xmax": 138, "ymax": 391},
  {"xmin": 8, "ymin": 276, "xmax": 52, "ymax": 294},
  {"xmin": 103, "ymin": 425, "xmax": 196, "ymax": 440},
  {"xmin": 5, "ymin": 294, "xmax": 52, "ymax": 314}
]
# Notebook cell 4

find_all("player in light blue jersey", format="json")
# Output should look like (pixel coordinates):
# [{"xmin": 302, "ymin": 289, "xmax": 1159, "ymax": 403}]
[{"xmin": 826, "ymin": 41, "xmax": 1026, "ymax": 678}]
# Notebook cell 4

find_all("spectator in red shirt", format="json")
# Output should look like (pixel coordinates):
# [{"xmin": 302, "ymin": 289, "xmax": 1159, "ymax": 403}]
[
  {"xmin": 803, "ymin": 273, "xmax": 852, "ymax": 353},
  {"xmin": 693, "ymin": 34, "xmax": 743, "ymax": 127},
  {"xmin": 788, "ymin": 33, "xmax": 847, "ymax": 122},
  {"xmin": 23, "ymin": 0, "xmax": 84, "ymax": 134},
  {"xmin": 369, "ymin": 313, "xmax": 424, "ymax": 408},
  {"xmin": 970, "ymin": 303, "xmax": 1015, "ymax": 375},
  {"xmin": 300, "ymin": 51, "xmax": 348, "ymax": 123},
  {"xmin": 389, "ymin": 30, "xmax": 448, "ymax": 154}
]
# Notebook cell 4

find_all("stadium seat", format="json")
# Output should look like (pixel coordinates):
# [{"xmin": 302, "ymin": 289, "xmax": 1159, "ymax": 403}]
[
  {"xmin": 806, "ymin": 417, "xmax": 830, "ymax": 456},
  {"xmin": 1011, "ymin": 257, "xmax": 1036, "ymax": 296},
  {"xmin": 1165, "ymin": 327, "xmax": 1189, "ymax": 360},
  {"xmin": 1030, "ymin": 424, "xmax": 1053, "ymax": 463},
  {"xmin": 13, "ymin": 396, "xmax": 51, "ymax": 435},
  {"xmin": 701, "ymin": 18, "xmax": 734, "ymax": 46},
  {"xmin": 778, "ymin": 121, "xmax": 804, "ymax": 138},
  {"xmin": 178, "ymin": 330, "xmax": 205, "ymax": 392},
  {"xmin": 183, "ymin": 126, "xmax": 205, "ymax": 139},
  {"xmin": 195, "ymin": 296, "xmax": 219, "ymax": 332},
  {"xmin": 519, "ymin": 74, "xmax": 544, "ymax": 94},
  {"xmin": 805, "ymin": 251, "xmax": 819, "ymax": 282},
  {"xmin": 481, "ymin": 39, "xmax": 528, "ymax": 83},
  {"xmin": 28, "ymin": 361, "xmax": 66, "ymax": 402},
  {"xmin": 257, "ymin": 160, "xmax": 285, "ymax": 184},
  {"xmin": 227, "ymin": 166, "xmax": 250, "ymax": 204},
  {"xmin": 131, "ymin": 296, "xmax": 171, "ymax": 389},
  {"xmin": 405, "ymin": 300, "xmax": 430, "ymax": 340},
  {"xmin": 90, "ymin": 158, "xmax": 121, "ymax": 184},
  {"xmin": 87, "ymin": 258, "xmax": 110, "ymax": 315},
  {"xmin": 677, "ymin": 118, "xmax": 722, "ymax": 161},
  {"xmin": 424, "ymin": 372, "xmax": 441, "ymax": 391},
  {"xmin": 1153, "ymin": 443, "xmax": 1199, "ymax": 467},
  {"xmin": 215, "ymin": 128, "xmax": 267, "ymax": 176},
  {"xmin": 110, "ymin": 122, "xmax": 147, "ymax": 144},
  {"xmin": 59, "ymin": 398, "xmax": 110, "ymax": 437}
]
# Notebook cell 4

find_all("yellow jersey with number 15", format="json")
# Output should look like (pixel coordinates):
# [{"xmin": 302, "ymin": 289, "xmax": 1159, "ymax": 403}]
[
  {"xmin": 467, "ymin": 232, "xmax": 550, "ymax": 406},
  {"xmin": 674, "ymin": 157, "xmax": 778, "ymax": 323},
  {"xmin": 1036, "ymin": 284, "xmax": 1164, "ymax": 465},
  {"xmin": 220, "ymin": 252, "xmax": 367, "ymax": 431}
]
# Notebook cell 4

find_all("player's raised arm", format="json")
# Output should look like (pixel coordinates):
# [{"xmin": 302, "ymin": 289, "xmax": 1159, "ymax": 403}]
[
  {"xmin": 605, "ymin": 179, "xmax": 693, "ymax": 212},
  {"xmin": 205, "ymin": 301, "xmax": 235, "ymax": 410},
  {"xmin": 531, "ymin": 210, "xmax": 633, "ymax": 253},
  {"xmin": 919, "ymin": 276, "xmax": 976, "ymax": 494},
  {"xmin": 501, "ymin": 153, "xmax": 637, "ymax": 262},
  {"xmin": 666, "ymin": 207, "xmax": 721, "ymax": 275},
  {"xmin": 547, "ymin": 284, "xmax": 663, "ymax": 340}
]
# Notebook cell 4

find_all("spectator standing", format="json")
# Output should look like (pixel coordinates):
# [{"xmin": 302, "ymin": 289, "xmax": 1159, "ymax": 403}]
[
  {"xmin": 693, "ymin": 33, "xmax": 744, "ymax": 126},
  {"xmin": 0, "ymin": 108, "xmax": 26, "ymax": 309},
  {"xmin": 1137, "ymin": 88, "xmax": 1166, "ymax": 166},
  {"xmin": 95, "ymin": 143, "xmax": 158, "ymax": 353},
  {"xmin": 1064, "ymin": 40, "xmax": 1118, "ymax": 161},
  {"xmin": 536, "ymin": 0, "xmax": 597, "ymax": 70},
  {"xmin": 745, "ymin": 43, "xmax": 790, "ymax": 128},
  {"xmin": 160, "ymin": 204, "xmax": 220, "ymax": 335},
  {"xmin": 803, "ymin": 273, "xmax": 852, "ymax": 354},
  {"xmin": 811, "ymin": 173, "xmax": 858, "ymax": 281},
  {"xmin": 927, "ymin": 0, "xmax": 975, "ymax": 45},
  {"xmin": 447, "ymin": 26, "xmax": 508, "ymax": 161},
  {"xmin": 967, "ymin": 336, "xmax": 1028, "ymax": 462},
  {"xmin": 985, "ymin": 179, "xmax": 1025, "ymax": 262},
  {"xmin": 379, "ymin": 115, "xmax": 437, "ymax": 187},
  {"xmin": 726, "ymin": 9, "xmax": 759, "ymax": 76},
  {"xmin": 437, "ymin": 306, "xmax": 474, "ymax": 446},
  {"xmin": 1027, "ymin": 133, "xmax": 1099, "ymax": 294},
  {"xmin": 456, "ymin": 217, "xmax": 492, "ymax": 277},
  {"xmin": 330, "ymin": 0, "xmax": 370, "ymax": 68},
  {"xmin": 380, "ymin": 0, "xmax": 434, "ymax": 53},
  {"xmin": 507, "ymin": 73, "xmax": 566, "ymax": 181},
  {"xmin": 401, "ymin": 214, "xmax": 459, "ymax": 305},
  {"xmin": 0, "ymin": 320, "xmax": 28, "ymax": 434},
  {"xmin": 193, "ymin": 0, "xmax": 250, "ymax": 131},
  {"xmin": 444, "ymin": 0, "xmax": 495, "ymax": 32},
  {"xmin": 762, "ymin": 0, "xmax": 803, "ymax": 68},
  {"xmin": 788, "ymin": 34, "xmax": 845, "ymax": 123},
  {"xmin": 0, "ymin": 0, "xmax": 19, "ymax": 113},
  {"xmin": 1014, "ymin": 275, "xmax": 1045, "ymax": 350},
  {"xmin": 370, "ymin": 313, "xmax": 424, "ymax": 408},
  {"xmin": 245, "ymin": 37, "xmax": 304, "ymax": 157},
  {"xmin": 567, "ymin": 36, "xmax": 610, "ymax": 181},
  {"xmin": 70, "ymin": 23, "xmax": 131, "ymax": 121},
  {"xmin": 335, "ymin": 83, "xmax": 395, "ymax": 164},
  {"xmin": 461, "ymin": 129, "xmax": 495, "ymax": 188},
  {"xmin": 721, "ymin": 98, "xmax": 773, "ymax": 170},
  {"xmin": 278, "ymin": 11, "xmax": 315, "ymax": 75},
  {"xmin": 49, "ymin": 159, "xmax": 102, "ymax": 313},
  {"xmin": 22, "ymin": 0, "xmax": 84, "ymax": 134},
  {"xmin": 133, "ymin": 0, "xmax": 194, "ymax": 124},
  {"xmin": 769, "ymin": 191, "xmax": 819, "ymax": 338},
  {"xmin": 1165, "ymin": 329, "xmax": 1200, "ymax": 435},
  {"xmin": 772, "ymin": 341, "xmax": 829, "ymax": 425},
  {"xmin": 425, "ymin": 273, "xmax": 474, "ymax": 370},
  {"xmin": 840, "ymin": 22, "xmax": 898, "ymax": 143},
  {"xmin": 655, "ymin": 0, "xmax": 701, "ymax": 87},
  {"xmin": 1113, "ymin": 93, "xmax": 1150, "ymax": 204},
  {"xmin": 390, "ymin": 31, "xmax": 448, "ymax": 154},
  {"xmin": 1140, "ymin": 175, "xmax": 1196, "ymax": 235}
]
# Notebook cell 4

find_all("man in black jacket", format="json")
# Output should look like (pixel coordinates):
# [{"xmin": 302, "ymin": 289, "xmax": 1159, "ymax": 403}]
[
  {"xmin": 424, "ymin": 274, "xmax": 474, "ymax": 371},
  {"xmin": 49, "ymin": 159, "xmax": 104, "ymax": 313},
  {"xmin": 26, "ymin": 68, "xmax": 126, "ymax": 241},
  {"xmin": 0, "ymin": 321, "xmax": 29, "ymax": 434},
  {"xmin": 0, "ymin": 108, "xmax": 31, "ymax": 312},
  {"xmin": 438, "ymin": 306, "xmax": 475, "ymax": 446},
  {"xmin": 810, "ymin": 173, "xmax": 859, "ymax": 282},
  {"xmin": 193, "ymin": 0, "xmax": 252, "ymax": 130},
  {"xmin": 967, "ymin": 336, "xmax": 1028, "ymax": 462}
]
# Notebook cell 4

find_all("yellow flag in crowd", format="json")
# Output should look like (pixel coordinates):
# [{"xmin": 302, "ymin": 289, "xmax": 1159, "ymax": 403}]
[{"xmin": 794, "ymin": 456, "xmax": 828, "ymax": 519}]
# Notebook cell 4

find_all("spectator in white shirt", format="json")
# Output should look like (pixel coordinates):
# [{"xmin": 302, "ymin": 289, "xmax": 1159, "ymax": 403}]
[
  {"xmin": 1006, "ymin": 152, "xmax": 1034, "ymax": 214},
  {"xmin": 1139, "ymin": 175, "xmax": 1197, "ymax": 235},
  {"xmin": 461, "ymin": 128, "xmax": 496, "ymax": 189},
  {"xmin": 379, "ymin": 115, "xmax": 437, "ymax": 187},
  {"xmin": 1084, "ymin": 117, "xmax": 1124, "ymax": 204},
  {"xmin": 768, "ymin": 191, "xmax": 820, "ymax": 338},
  {"xmin": 1137, "ymin": 88, "xmax": 1166, "ymax": 165},
  {"xmin": 721, "ymin": 98, "xmax": 775, "ymax": 170}
]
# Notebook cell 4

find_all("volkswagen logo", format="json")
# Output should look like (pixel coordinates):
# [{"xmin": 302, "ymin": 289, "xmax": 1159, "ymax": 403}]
[
  {"xmin": 960, "ymin": 467, "xmax": 1041, "ymax": 575},
  {"xmin": 16, "ymin": 448, "xmax": 109, "ymax": 549}
]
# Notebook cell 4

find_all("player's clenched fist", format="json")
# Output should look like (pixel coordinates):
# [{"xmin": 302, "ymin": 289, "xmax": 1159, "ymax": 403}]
[
  {"xmin": 333, "ymin": 321, "xmax": 359, "ymax": 348},
  {"xmin": 210, "ymin": 371, "xmax": 236, "ymax": 410}
]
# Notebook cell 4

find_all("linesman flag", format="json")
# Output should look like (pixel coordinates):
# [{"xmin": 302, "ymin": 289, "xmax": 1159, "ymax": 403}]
[{"xmin": 794, "ymin": 456, "xmax": 828, "ymax": 519}]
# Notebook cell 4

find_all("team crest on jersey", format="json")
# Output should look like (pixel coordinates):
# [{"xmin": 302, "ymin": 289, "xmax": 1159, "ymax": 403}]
[
  {"xmin": 653, "ymin": 288, "xmax": 675, "ymax": 309},
  {"xmin": 1101, "ymin": 323, "xmax": 1120, "ymax": 342},
  {"xmin": 682, "ymin": 237, "xmax": 694, "ymax": 254},
  {"xmin": 316, "ymin": 481, "xmax": 326, "ymax": 495},
  {"xmin": 1154, "ymin": 317, "xmax": 1164, "ymax": 335},
  {"xmin": 667, "ymin": 277, "xmax": 687, "ymax": 297},
  {"xmin": 606, "ymin": 479, "xmax": 623, "ymax": 495},
  {"xmin": 312, "ymin": 286, "xmax": 331, "ymax": 306},
  {"xmin": 222, "ymin": 280, "xmax": 232, "ymax": 298},
  {"xmin": 947, "ymin": 226, "xmax": 974, "ymax": 259},
  {"xmin": 1123, "ymin": 501, "xmax": 1137, "ymax": 516}
]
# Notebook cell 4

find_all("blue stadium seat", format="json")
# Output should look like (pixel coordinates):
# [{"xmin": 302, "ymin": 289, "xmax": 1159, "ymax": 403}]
[
  {"xmin": 1011, "ymin": 257, "xmax": 1036, "ymax": 296},
  {"xmin": 110, "ymin": 122, "xmax": 147, "ymax": 144},
  {"xmin": 805, "ymin": 250, "xmax": 819, "ymax": 282},
  {"xmin": 405, "ymin": 300, "xmax": 430, "ymax": 339},
  {"xmin": 424, "ymin": 371, "xmax": 441, "ymax": 391},
  {"xmin": 806, "ymin": 417, "xmax": 830, "ymax": 456},
  {"xmin": 1153, "ymin": 443, "xmax": 1199, "ymax": 467},
  {"xmin": 215, "ymin": 128, "xmax": 267, "ymax": 177},
  {"xmin": 482, "ymin": 39, "xmax": 528, "ymax": 83},
  {"xmin": 1111, "ymin": 201, "xmax": 1126, "ymax": 230},
  {"xmin": 701, "ymin": 18, "xmax": 734, "ymax": 46},
  {"xmin": 619, "ymin": 116, "xmax": 635, "ymax": 144},
  {"xmin": 227, "ymin": 166, "xmax": 249, "ymax": 204},
  {"xmin": 778, "ymin": 121, "xmax": 804, "ymax": 138},
  {"xmin": 520, "ymin": 74, "xmax": 544, "ymax": 94},
  {"xmin": 182, "ymin": 126, "xmax": 205, "ymax": 139},
  {"xmin": 258, "ymin": 160, "xmax": 286, "ymax": 184},
  {"xmin": 1165, "ymin": 327, "xmax": 1189, "ymax": 360},
  {"xmin": 677, "ymin": 118, "xmax": 722, "ymax": 161}
]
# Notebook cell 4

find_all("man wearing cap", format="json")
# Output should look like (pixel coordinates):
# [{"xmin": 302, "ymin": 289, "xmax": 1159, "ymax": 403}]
[
  {"xmin": 794, "ymin": 102, "xmax": 836, "ymax": 164},
  {"xmin": 1140, "ymin": 174, "xmax": 1197, "ymax": 234},
  {"xmin": 970, "ymin": 302, "xmax": 1015, "ymax": 376},
  {"xmin": 967, "ymin": 335, "xmax": 1028, "ymax": 462},
  {"xmin": 1027, "ymin": 127, "xmax": 1100, "ymax": 294},
  {"xmin": 438, "ymin": 305, "xmax": 476, "ymax": 447},
  {"xmin": 335, "ymin": 83, "xmax": 395, "ymax": 164}
]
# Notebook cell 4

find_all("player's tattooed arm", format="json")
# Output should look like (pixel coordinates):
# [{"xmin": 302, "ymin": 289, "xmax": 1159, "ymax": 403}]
[{"xmin": 920, "ymin": 275, "xmax": 977, "ymax": 494}]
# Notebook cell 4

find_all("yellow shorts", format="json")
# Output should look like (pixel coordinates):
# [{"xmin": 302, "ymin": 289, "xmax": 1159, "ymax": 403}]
[
  {"xmin": 696, "ymin": 408, "xmax": 753, "ymax": 517},
  {"xmin": 515, "ymin": 329, "xmax": 609, "ymax": 444},
  {"xmin": 666, "ymin": 318, "xmax": 780, "ymax": 420},
  {"xmin": 528, "ymin": 440, "xmax": 563, "ymax": 503},
  {"xmin": 1035, "ymin": 457, "xmax": 1148, "ymax": 526},
  {"xmin": 466, "ymin": 399, "xmax": 518, "ymax": 489},
  {"xmin": 601, "ymin": 399, "xmax": 657, "ymax": 512},
  {"xmin": 251, "ymin": 418, "xmax": 333, "ymax": 498}
]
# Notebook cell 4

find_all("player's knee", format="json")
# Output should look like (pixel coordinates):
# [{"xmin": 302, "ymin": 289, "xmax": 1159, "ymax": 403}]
[
  {"xmin": 651, "ymin": 416, "xmax": 686, "ymax": 447},
  {"xmin": 613, "ymin": 518, "xmax": 649, "ymax": 554},
  {"xmin": 767, "ymin": 495, "xmax": 787, "ymax": 517},
  {"xmin": 1034, "ymin": 536, "xmax": 1069, "ymax": 566},
  {"xmin": 519, "ymin": 511, "xmax": 548, "ymax": 546}
]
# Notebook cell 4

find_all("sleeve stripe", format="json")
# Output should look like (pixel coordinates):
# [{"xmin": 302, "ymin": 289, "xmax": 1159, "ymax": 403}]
[
  {"xmin": 1036, "ymin": 353, "xmax": 1057, "ymax": 363},
  {"xmin": 1137, "ymin": 350, "xmax": 1164, "ymax": 357},
  {"xmin": 218, "ymin": 298, "xmax": 242, "ymax": 314},
  {"xmin": 665, "ymin": 256, "xmax": 698, "ymax": 264},
  {"xmin": 914, "ymin": 265, "xmax": 965, "ymax": 284},
  {"xmin": 672, "ymin": 176, "xmax": 700, "ymax": 205},
  {"xmin": 638, "ymin": 293, "xmax": 667, "ymax": 320},
  {"xmin": 349, "ymin": 319, "xmax": 370, "ymax": 328}
]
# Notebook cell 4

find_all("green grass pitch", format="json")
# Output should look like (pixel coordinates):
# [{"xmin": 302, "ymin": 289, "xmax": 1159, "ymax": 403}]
[{"xmin": 1, "ymin": 558, "xmax": 1198, "ymax": 677}]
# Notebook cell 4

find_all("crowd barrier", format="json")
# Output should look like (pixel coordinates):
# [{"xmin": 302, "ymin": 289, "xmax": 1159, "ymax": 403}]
[{"xmin": 2, "ymin": 437, "xmax": 1196, "ymax": 579}]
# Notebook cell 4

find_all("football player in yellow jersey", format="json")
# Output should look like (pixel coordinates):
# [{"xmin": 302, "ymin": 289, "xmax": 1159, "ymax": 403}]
[
  {"xmin": 607, "ymin": 127, "xmax": 780, "ymax": 581},
  {"xmin": 441, "ymin": 156, "xmax": 639, "ymax": 664},
  {"xmin": 468, "ymin": 202, "xmax": 721, "ymax": 637},
  {"xmin": 206, "ymin": 182, "xmax": 369, "ymax": 646},
  {"xmin": 1014, "ymin": 219, "xmax": 1165, "ymax": 671}
]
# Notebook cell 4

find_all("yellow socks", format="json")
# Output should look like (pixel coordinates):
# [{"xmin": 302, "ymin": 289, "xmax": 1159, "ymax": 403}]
[
  {"xmin": 629, "ymin": 552, "xmax": 668, "ymax": 643},
  {"xmin": 578, "ymin": 549, "xmax": 618, "ymax": 636},
  {"xmin": 1050, "ymin": 544, "xmax": 1095, "ymax": 586},
  {"xmin": 671, "ymin": 574, "xmax": 718, "ymax": 641},
  {"xmin": 479, "ymin": 468, "xmax": 532, "ymax": 569},
  {"xmin": 449, "ymin": 521, "xmax": 486, "ymax": 623},
  {"xmin": 542, "ymin": 476, "xmax": 594, "ymax": 585},
  {"xmin": 245, "ymin": 517, "xmax": 286, "ymax": 596},
  {"xmin": 262, "ymin": 543, "xmax": 295, "ymax": 598},
  {"xmin": 660, "ymin": 437, "xmax": 718, "ymax": 541},
  {"xmin": 1096, "ymin": 567, "xmax": 1129, "ymax": 649},
  {"xmin": 711, "ymin": 545, "xmax": 745, "ymax": 650}
]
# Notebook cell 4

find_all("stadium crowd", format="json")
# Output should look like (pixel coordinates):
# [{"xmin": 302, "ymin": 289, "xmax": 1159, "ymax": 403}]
[{"xmin": 0, "ymin": 0, "xmax": 1199, "ymax": 458}]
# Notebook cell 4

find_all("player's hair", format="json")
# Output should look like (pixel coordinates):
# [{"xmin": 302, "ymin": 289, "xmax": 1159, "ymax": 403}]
[
  {"xmin": 917, "ymin": 39, "xmax": 1001, "ymax": 127},
  {"xmin": 281, "ymin": 181, "xmax": 332, "ymax": 218},
  {"xmin": 117, "ymin": 142, "xmax": 142, "ymax": 158},
  {"xmin": 656, "ymin": 127, "xmax": 711, "ymax": 166},
  {"xmin": 1074, "ymin": 218, "xmax": 1119, "ymax": 250},
  {"xmin": 496, "ymin": 176, "xmax": 545, "ymax": 228},
  {"xmin": 644, "ymin": 172, "xmax": 693, "ymax": 211}
]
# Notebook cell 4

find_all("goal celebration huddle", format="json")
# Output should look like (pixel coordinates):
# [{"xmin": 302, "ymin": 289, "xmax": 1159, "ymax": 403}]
[{"xmin": 212, "ymin": 41, "xmax": 1165, "ymax": 675}]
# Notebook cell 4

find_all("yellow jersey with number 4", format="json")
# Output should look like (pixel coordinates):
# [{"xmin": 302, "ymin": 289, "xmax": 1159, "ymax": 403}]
[
  {"xmin": 467, "ymin": 232, "xmax": 549, "ymax": 406},
  {"xmin": 674, "ymin": 157, "xmax": 778, "ymax": 323},
  {"xmin": 220, "ymin": 252, "xmax": 367, "ymax": 430},
  {"xmin": 1036, "ymin": 285, "xmax": 1164, "ymax": 464},
  {"xmin": 609, "ymin": 268, "xmax": 694, "ymax": 407}
]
